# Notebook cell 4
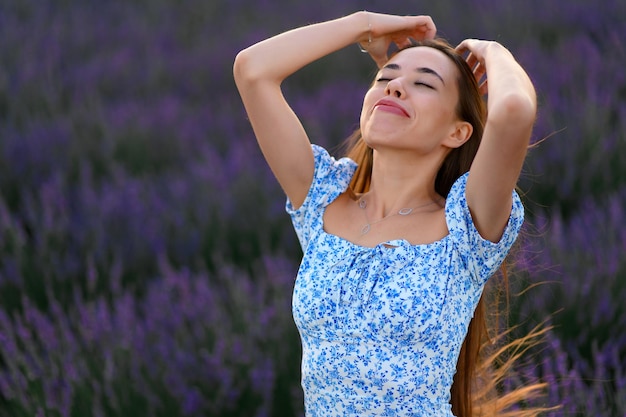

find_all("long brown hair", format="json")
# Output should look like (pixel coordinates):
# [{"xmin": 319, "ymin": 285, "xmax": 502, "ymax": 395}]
[{"xmin": 342, "ymin": 39, "xmax": 550, "ymax": 417}]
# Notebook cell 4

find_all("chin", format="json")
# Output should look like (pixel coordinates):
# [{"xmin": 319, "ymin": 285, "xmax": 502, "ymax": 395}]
[{"xmin": 364, "ymin": 129, "xmax": 414, "ymax": 149}]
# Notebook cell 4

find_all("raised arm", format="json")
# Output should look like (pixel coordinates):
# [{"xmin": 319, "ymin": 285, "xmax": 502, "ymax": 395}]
[
  {"xmin": 457, "ymin": 39, "xmax": 537, "ymax": 242},
  {"xmin": 233, "ymin": 12, "xmax": 436, "ymax": 208}
]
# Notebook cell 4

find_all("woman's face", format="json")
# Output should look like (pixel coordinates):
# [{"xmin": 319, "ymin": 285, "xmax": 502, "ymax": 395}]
[{"xmin": 360, "ymin": 46, "xmax": 464, "ymax": 155}]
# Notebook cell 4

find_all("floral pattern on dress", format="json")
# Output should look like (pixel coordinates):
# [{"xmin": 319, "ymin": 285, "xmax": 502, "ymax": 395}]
[{"xmin": 286, "ymin": 145, "xmax": 524, "ymax": 417}]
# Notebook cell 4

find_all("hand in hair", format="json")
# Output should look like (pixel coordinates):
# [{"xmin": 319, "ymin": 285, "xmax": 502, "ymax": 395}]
[
  {"xmin": 456, "ymin": 39, "xmax": 499, "ymax": 96},
  {"xmin": 361, "ymin": 12, "xmax": 437, "ymax": 68}
]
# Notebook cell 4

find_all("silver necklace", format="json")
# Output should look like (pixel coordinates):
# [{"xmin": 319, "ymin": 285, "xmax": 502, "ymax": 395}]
[{"xmin": 357, "ymin": 197, "xmax": 439, "ymax": 235}]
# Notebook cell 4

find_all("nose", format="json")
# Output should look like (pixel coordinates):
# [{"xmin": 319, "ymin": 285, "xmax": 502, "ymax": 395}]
[{"xmin": 384, "ymin": 78, "xmax": 405, "ymax": 98}]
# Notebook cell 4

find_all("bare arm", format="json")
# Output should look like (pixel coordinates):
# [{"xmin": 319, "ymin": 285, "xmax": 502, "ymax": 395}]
[
  {"xmin": 457, "ymin": 40, "xmax": 537, "ymax": 242},
  {"xmin": 233, "ymin": 12, "xmax": 436, "ymax": 208}
]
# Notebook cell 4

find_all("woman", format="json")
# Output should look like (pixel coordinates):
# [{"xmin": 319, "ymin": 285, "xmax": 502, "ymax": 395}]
[{"xmin": 234, "ymin": 11, "xmax": 540, "ymax": 417}]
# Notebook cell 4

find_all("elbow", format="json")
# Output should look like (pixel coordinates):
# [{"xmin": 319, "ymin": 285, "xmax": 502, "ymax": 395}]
[
  {"xmin": 233, "ymin": 48, "xmax": 277, "ymax": 89},
  {"xmin": 233, "ymin": 49, "xmax": 254, "ymax": 87}
]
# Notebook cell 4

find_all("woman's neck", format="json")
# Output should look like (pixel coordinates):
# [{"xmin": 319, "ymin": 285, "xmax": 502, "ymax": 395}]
[{"xmin": 364, "ymin": 149, "xmax": 445, "ymax": 218}]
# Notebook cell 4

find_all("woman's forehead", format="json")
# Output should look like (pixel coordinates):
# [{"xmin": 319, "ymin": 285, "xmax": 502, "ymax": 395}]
[{"xmin": 385, "ymin": 46, "xmax": 456, "ymax": 77}]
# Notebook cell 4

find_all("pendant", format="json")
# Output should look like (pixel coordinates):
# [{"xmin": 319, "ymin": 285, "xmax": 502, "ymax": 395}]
[
  {"xmin": 361, "ymin": 224, "xmax": 371, "ymax": 235},
  {"xmin": 398, "ymin": 208, "xmax": 413, "ymax": 215}
]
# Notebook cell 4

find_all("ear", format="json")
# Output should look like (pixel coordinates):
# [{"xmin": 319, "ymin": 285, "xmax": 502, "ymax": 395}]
[{"xmin": 442, "ymin": 120, "xmax": 473, "ymax": 149}]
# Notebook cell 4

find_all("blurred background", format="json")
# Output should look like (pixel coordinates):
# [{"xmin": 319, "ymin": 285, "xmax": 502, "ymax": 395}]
[{"xmin": 0, "ymin": 0, "xmax": 624, "ymax": 415}]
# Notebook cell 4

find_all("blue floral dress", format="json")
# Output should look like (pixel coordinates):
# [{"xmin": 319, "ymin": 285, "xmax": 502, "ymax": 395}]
[{"xmin": 286, "ymin": 145, "xmax": 524, "ymax": 416}]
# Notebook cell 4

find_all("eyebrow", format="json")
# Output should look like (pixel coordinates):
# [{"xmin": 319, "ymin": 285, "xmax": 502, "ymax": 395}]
[{"xmin": 383, "ymin": 63, "xmax": 445, "ymax": 85}]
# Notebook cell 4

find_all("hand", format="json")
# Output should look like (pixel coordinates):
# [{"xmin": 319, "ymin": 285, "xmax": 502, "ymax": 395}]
[
  {"xmin": 456, "ymin": 39, "xmax": 500, "ymax": 96},
  {"xmin": 360, "ymin": 13, "xmax": 437, "ymax": 68}
]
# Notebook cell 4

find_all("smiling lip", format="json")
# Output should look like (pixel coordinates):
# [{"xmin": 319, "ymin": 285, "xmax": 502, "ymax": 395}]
[{"xmin": 373, "ymin": 99, "xmax": 410, "ymax": 117}]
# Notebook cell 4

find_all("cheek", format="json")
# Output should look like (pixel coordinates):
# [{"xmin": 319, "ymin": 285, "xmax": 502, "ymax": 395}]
[
  {"xmin": 362, "ymin": 89, "xmax": 378, "ymax": 110},
  {"xmin": 428, "ymin": 96, "xmax": 458, "ymax": 123},
  {"xmin": 359, "ymin": 92, "xmax": 377, "ymax": 126}
]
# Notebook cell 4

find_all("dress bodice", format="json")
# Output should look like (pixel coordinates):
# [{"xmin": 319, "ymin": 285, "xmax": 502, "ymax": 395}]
[{"xmin": 287, "ymin": 145, "xmax": 524, "ymax": 416}]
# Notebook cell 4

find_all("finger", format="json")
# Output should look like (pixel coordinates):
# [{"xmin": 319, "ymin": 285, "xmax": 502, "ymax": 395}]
[
  {"xmin": 418, "ymin": 16, "xmax": 437, "ymax": 39},
  {"xmin": 455, "ymin": 38, "xmax": 476, "ymax": 56},
  {"xmin": 366, "ymin": 36, "xmax": 390, "ymax": 61},
  {"xmin": 394, "ymin": 37, "xmax": 413, "ymax": 50},
  {"xmin": 478, "ymin": 78, "xmax": 488, "ymax": 96},
  {"xmin": 366, "ymin": 51, "xmax": 387, "ymax": 69},
  {"xmin": 368, "ymin": 45, "xmax": 390, "ymax": 69},
  {"xmin": 465, "ymin": 52, "xmax": 478, "ymax": 70},
  {"xmin": 473, "ymin": 62, "xmax": 486, "ymax": 81},
  {"xmin": 468, "ymin": 60, "xmax": 486, "ymax": 89},
  {"xmin": 408, "ymin": 15, "xmax": 436, "ymax": 39},
  {"xmin": 455, "ymin": 40, "xmax": 469, "ymax": 54},
  {"xmin": 473, "ymin": 69, "xmax": 484, "ymax": 86},
  {"xmin": 371, "ymin": 52, "xmax": 389, "ymax": 69}
]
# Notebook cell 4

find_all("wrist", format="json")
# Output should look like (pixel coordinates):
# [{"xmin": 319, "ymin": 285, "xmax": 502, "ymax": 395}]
[
  {"xmin": 356, "ymin": 11, "xmax": 372, "ymax": 52},
  {"xmin": 485, "ymin": 41, "xmax": 513, "ymax": 61}
]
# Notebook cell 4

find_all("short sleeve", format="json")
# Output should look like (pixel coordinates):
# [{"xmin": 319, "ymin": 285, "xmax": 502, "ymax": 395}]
[
  {"xmin": 445, "ymin": 172, "xmax": 524, "ymax": 285},
  {"xmin": 286, "ymin": 144, "xmax": 357, "ymax": 251}
]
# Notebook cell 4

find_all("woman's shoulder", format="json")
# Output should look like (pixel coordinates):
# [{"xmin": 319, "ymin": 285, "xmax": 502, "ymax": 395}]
[
  {"xmin": 443, "ymin": 172, "xmax": 525, "ymax": 283},
  {"xmin": 289, "ymin": 144, "xmax": 357, "ymax": 211},
  {"xmin": 286, "ymin": 144, "xmax": 358, "ymax": 250},
  {"xmin": 311, "ymin": 144, "xmax": 357, "ymax": 176}
]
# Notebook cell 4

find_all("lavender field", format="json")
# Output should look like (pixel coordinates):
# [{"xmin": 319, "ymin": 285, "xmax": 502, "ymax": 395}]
[{"xmin": 0, "ymin": 0, "xmax": 624, "ymax": 415}]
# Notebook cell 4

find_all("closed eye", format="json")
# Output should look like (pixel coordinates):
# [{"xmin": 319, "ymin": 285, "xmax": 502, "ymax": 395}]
[
  {"xmin": 415, "ymin": 82, "xmax": 435, "ymax": 89},
  {"xmin": 376, "ymin": 78, "xmax": 435, "ymax": 90}
]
